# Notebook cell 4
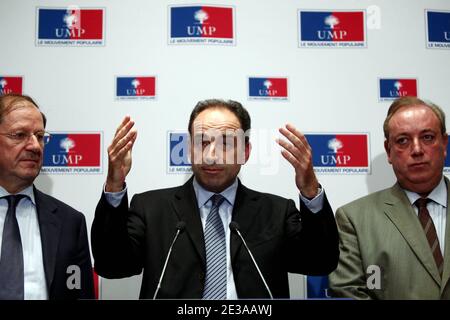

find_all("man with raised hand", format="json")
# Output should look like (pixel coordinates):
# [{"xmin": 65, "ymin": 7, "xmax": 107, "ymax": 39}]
[{"xmin": 92, "ymin": 99, "xmax": 338, "ymax": 299}]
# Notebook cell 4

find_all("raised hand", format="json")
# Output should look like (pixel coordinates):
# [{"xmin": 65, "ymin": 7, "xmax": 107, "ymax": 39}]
[
  {"xmin": 105, "ymin": 116, "xmax": 137, "ymax": 192},
  {"xmin": 277, "ymin": 124, "xmax": 319, "ymax": 199}
]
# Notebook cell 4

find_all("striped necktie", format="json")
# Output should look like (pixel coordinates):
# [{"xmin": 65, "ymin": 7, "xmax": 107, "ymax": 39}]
[
  {"xmin": 202, "ymin": 194, "xmax": 226, "ymax": 299},
  {"xmin": 0, "ymin": 195, "xmax": 27, "ymax": 300},
  {"xmin": 415, "ymin": 198, "xmax": 444, "ymax": 277}
]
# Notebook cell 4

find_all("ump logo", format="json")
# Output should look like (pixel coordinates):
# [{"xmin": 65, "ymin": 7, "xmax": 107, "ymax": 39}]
[
  {"xmin": 0, "ymin": 76, "xmax": 22, "ymax": 95},
  {"xmin": 248, "ymin": 77, "xmax": 288, "ymax": 100},
  {"xmin": 36, "ymin": 6, "xmax": 105, "ymax": 46},
  {"xmin": 379, "ymin": 78, "xmax": 417, "ymax": 101},
  {"xmin": 169, "ymin": 5, "xmax": 235, "ymax": 45},
  {"xmin": 426, "ymin": 10, "xmax": 450, "ymax": 49},
  {"xmin": 306, "ymin": 134, "xmax": 370, "ymax": 174},
  {"xmin": 299, "ymin": 10, "xmax": 366, "ymax": 48},
  {"xmin": 116, "ymin": 77, "xmax": 156, "ymax": 100},
  {"xmin": 168, "ymin": 132, "xmax": 192, "ymax": 174},
  {"xmin": 42, "ymin": 133, "xmax": 102, "ymax": 174}
]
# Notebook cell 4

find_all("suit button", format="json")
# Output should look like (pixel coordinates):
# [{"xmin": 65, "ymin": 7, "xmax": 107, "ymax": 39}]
[{"xmin": 199, "ymin": 272, "xmax": 205, "ymax": 280}]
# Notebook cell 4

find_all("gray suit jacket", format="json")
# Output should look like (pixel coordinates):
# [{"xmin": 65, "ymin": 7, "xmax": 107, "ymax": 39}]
[{"xmin": 329, "ymin": 177, "xmax": 450, "ymax": 299}]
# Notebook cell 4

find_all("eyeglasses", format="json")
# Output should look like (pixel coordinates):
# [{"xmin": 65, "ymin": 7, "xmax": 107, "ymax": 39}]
[{"xmin": 0, "ymin": 131, "xmax": 51, "ymax": 145}]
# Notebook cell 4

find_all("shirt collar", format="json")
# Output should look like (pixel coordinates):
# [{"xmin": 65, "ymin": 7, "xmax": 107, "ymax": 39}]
[
  {"xmin": 0, "ymin": 184, "xmax": 36, "ymax": 205},
  {"xmin": 192, "ymin": 177, "xmax": 238, "ymax": 208},
  {"xmin": 403, "ymin": 176, "xmax": 447, "ymax": 208}
]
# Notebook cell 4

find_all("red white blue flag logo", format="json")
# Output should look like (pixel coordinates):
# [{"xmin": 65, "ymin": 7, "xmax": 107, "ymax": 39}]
[
  {"xmin": 299, "ymin": 10, "xmax": 366, "ymax": 48},
  {"xmin": 42, "ymin": 132, "xmax": 102, "ymax": 174},
  {"xmin": 36, "ymin": 7, "xmax": 105, "ymax": 46},
  {"xmin": 379, "ymin": 78, "xmax": 418, "ymax": 101},
  {"xmin": 168, "ymin": 131, "xmax": 192, "ymax": 174},
  {"xmin": 306, "ymin": 133, "xmax": 370, "ymax": 174},
  {"xmin": 248, "ymin": 77, "xmax": 288, "ymax": 100},
  {"xmin": 116, "ymin": 77, "xmax": 156, "ymax": 100},
  {"xmin": 169, "ymin": 5, "xmax": 235, "ymax": 45},
  {"xmin": 0, "ymin": 76, "xmax": 22, "ymax": 95},
  {"xmin": 426, "ymin": 10, "xmax": 450, "ymax": 49}
]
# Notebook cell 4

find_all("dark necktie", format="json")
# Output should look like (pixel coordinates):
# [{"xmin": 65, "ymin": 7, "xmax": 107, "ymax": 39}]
[
  {"xmin": 202, "ymin": 194, "xmax": 226, "ymax": 299},
  {"xmin": 415, "ymin": 198, "xmax": 444, "ymax": 277},
  {"xmin": 0, "ymin": 195, "xmax": 27, "ymax": 300}
]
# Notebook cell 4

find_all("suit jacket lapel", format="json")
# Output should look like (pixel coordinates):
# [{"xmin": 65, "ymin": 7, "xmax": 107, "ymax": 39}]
[
  {"xmin": 383, "ymin": 183, "xmax": 441, "ymax": 285},
  {"xmin": 34, "ymin": 187, "xmax": 62, "ymax": 291},
  {"xmin": 440, "ymin": 177, "xmax": 450, "ymax": 293},
  {"xmin": 170, "ymin": 178, "xmax": 262, "ymax": 266},
  {"xmin": 230, "ymin": 181, "xmax": 261, "ymax": 262},
  {"xmin": 171, "ymin": 177, "xmax": 206, "ymax": 266}
]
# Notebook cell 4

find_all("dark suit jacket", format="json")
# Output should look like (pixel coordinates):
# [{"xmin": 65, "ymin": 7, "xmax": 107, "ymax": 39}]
[
  {"xmin": 92, "ymin": 178, "xmax": 338, "ymax": 299},
  {"xmin": 34, "ymin": 187, "xmax": 94, "ymax": 299}
]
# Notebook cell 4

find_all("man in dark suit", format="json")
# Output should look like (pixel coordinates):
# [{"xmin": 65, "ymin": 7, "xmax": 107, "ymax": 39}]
[
  {"xmin": 0, "ymin": 94, "xmax": 94, "ymax": 300},
  {"xmin": 92, "ymin": 99, "xmax": 338, "ymax": 299}
]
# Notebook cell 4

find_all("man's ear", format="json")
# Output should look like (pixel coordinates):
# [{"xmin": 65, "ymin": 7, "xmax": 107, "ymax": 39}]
[
  {"xmin": 384, "ymin": 139, "xmax": 392, "ymax": 164},
  {"xmin": 187, "ymin": 133, "xmax": 194, "ymax": 164},
  {"xmin": 443, "ymin": 133, "xmax": 448, "ymax": 159},
  {"xmin": 244, "ymin": 142, "xmax": 252, "ymax": 164}
]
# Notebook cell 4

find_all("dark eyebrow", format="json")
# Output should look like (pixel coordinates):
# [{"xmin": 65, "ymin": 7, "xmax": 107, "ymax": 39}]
[
  {"xmin": 193, "ymin": 133, "xmax": 212, "ymax": 141},
  {"xmin": 224, "ymin": 133, "xmax": 236, "ymax": 137},
  {"xmin": 393, "ymin": 128, "xmax": 438, "ymax": 137},
  {"xmin": 420, "ymin": 128, "xmax": 437, "ymax": 133}
]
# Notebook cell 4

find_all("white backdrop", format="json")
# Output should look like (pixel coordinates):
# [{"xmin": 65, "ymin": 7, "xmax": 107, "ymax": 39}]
[{"xmin": 1, "ymin": 0, "xmax": 449, "ymax": 299}]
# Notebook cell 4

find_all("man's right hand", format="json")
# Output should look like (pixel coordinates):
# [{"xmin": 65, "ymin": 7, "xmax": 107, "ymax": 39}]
[{"xmin": 105, "ymin": 116, "xmax": 138, "ymax": 192}]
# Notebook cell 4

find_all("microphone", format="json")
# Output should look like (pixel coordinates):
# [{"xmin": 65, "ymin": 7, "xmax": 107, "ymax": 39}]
[
  {"xmin": 229, "ymin": 222, "xmax": 273, "ymax": 299},
  {"xmin": 153, "ymin": 221, "xmax": 186, "ymax": 300}
]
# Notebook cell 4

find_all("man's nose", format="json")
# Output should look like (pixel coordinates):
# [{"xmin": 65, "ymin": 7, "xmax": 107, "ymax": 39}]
[
  {"xmin": 411, "ymin": 137, "xmax": 424, "ymax": 155},
  {"xmin": 204, "ymin": 142, "xmax": 219, "ymax": 164},
  {"xmin": 25, "ymin": 134, "xmax": 43, "ymax": 152}
]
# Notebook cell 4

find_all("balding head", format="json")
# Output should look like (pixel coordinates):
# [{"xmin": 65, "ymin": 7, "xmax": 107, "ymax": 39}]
[
  {"xmin": 383, "ymin": 96, "xmax": 445, "ymax": 140},
  {"xmin": 0, "ymin": 94, "xmax": 46, "ymax": 127}
]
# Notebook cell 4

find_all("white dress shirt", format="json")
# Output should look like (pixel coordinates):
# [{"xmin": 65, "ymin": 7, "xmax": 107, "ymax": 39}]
[
  {"xmin": 403, "ymin": 177, "xmax": 448, "ymax": 254},
  {"xmin": 104, "ymin": 178, "xmax": 325, "ymax": 299},
  {"xmin": 192, "ymin": 178, "xmax": 239, "ymax": 299},
  {"xmin": 0, "ymin": 185, "xmax": 48, "ymax": 300}
]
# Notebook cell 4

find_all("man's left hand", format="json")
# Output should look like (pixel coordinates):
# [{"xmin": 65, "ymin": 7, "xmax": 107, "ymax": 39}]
[{"xmin": 277, "ymin": 124, "xmax": 319, "ymax": 199}]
